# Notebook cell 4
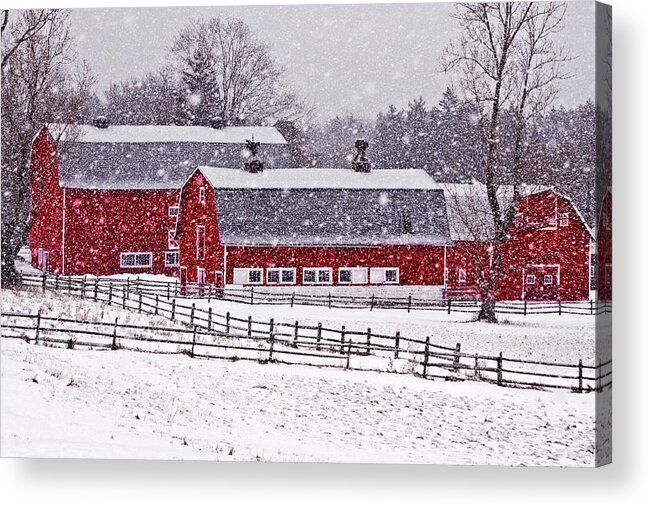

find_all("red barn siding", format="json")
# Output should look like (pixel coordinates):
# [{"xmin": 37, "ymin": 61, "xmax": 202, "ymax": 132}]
[{"xmin": 445, "ymin": 191, "xmax": 592, "ymax": 301}]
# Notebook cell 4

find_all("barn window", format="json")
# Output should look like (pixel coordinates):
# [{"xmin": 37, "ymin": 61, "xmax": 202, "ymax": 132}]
[
  {"xmin": 165, "ymin": 251, "xmax": 179, "ymax": 267},
  {"xmin": 339, "ymin": 267, "xmax": 368, "ymax": 284},
  {"xmin": 559, "ymin": 212, "xmax": 570, "ymax": 227},
  {"xmin": 370, "ymin": 267, "xmax": 399, "ymax": 284},
  {"xmin": 458, "ymin": 269, "xmax": 467, "ymax": 283},
  {"xmin": 199, "ymin": 186, "xmax": 206, "ymax": 204},
  {"xmin": 526, "ymin": 274, "xmax": 535, "ymax": 284},
  {"xmin": 544, "ymin": 274, "xmax": 553, "ymax": 285},
  {"xmin": 267, "ymin": 268, "xmax": 296, "ymax": 285},
  {"xmin": 196, "ymin": 225, "xmax": 205, "ymax": 260},
  {"xmin": 233, "ymin": 268, "xmax": 263, "ymax": 285},
  {"xmin": 168, "ymin": 229, "xmax": 179, "ymax": 250},
  {"xmin": 120, "ymin": 252, "xmax": 152, "ymax": 268},
  {"xmin": 303, "ymin": 268, "xmax": 332, "ymax": 285},
  {"xmin": 197, "ymin": 268, "xmax": 206, "ymax": 284},
  {"xmin": 168, "ymin": 205, "xmax": 179, "ymax": 217}
]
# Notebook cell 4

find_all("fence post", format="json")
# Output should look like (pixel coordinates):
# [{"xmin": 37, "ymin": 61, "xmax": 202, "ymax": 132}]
[
  {"xmin": 447, "ymin": 298, "xmax": 452, "ymax": 314},
  {"xmin": 247, "ymin": 316, "xmax": 252, "ymax": 338},
  {"xmin": 111, "ymin": 317, "xmax": 119, "ymax": 350},
  {"xmin": 453, "ymin": 343, "xmax": 461, "ymax": 371},
  {"xmin": 94, "ymin": 278, "xmax": 98, "ymax": 301},
  {"xmin": 108, "ymin": 282, "xmax": 113, "ymax": 306},
  {"xmin": 590, "ymin": 300, "xmax": 593, "ymax": 315},
  {"xmin": 524, "ymin": 300, "xmax": 527, "ymax": 316},
  {"xmin": 268, "ymin": 329, "xmax": 275, "ymax": 362},
  {"xmin": 291, "ymin": 292, "xmax": 295, "ymax": 308},
  {"xmin": 81, "ymin": 275, "xmax": 87, "ymax": 298},
  {"xmin": 67, "ymin": 276, "xmax": 72, "ymax": 296},
  {"xmin": 340, "ymin": 326, "xmax": 346, "ymax": 355},
  {"xmin": 190, "ymin": 303, "xmax": 195, "ymax": 326},
  {"xmin": 328, "ymin": 292, "xmax": 332, "ymax": 309},
  {"xmin": 370, "ymin": 294, "xmax": 375, "ymax": 312},
  {"xmin": 422, "ymin": 336, "xmax": 430, "ymax": 377},
  {"xmin": 346, "ymin": 339, "xmax": 352, "ymax": 370},
  {"xmin": 316, "ymin": 322, "xmax": 322, "ymax": 351},
  {"xmin": 366, "ymin": 328, "xmax": 371, "ymax": 356},
  {"xmin": 167, "ymin": 282, "xmax": 170, "ymax": 300},
  {"xmin": 208, "ymin": 286, "xmax": 211, "ymax": 303},
  {"xmin": 208, "ymin": 307, "xmax": 212, "ymax": 332},
  {"xmin": 558, "ymin": 300, "xmax": 562, "ymax": 316},
  {"xmin": 42, "ymin": 272, "xmax": 47, "ymax": 293},
  {"xmin": 269, "ymin": 318, "xmax": 274, "ymax": 341},
  {"xmin": 55, "ymin": 273, "xmax": 60, "ymax": 291},
  {"xmin": 171, "ymin": 299, "xmax": 176, "ymax": 320},
  {"xmin": 155, "ymin": 295, "xmax": 159, "ymax": 315},
  {"xmin": 226, "ymin": 312, "xmax": 231, "ymax": 335},
  {"xmin": 34, "ymin": 310, "xmax": 41, "ymax": 345},
  {"xmin": 191, "ymin": 326, "xmax": 197, "ymax": 358},
  {"xmin": 497, "ymin": 352, "xmax": 503, "ymax": 386},
  {"xmin": 122, "ymin": 287, "xmax": 127, "ymax": 309},
  {"xmin": 474, "ymin": 353, "xmax": 480, "ymax": 379},
  {"xmin": 578, "ymin": 359, "xmax": 583, "ymax": 393},
  {"xmin": 394, "ymin": 331, "xmax": 400, "ymax": 360},
  {"xmin": 138, "ymin": 292, "xmax": 143, "ymax": 313},
  {"xmin": 293, "ymin": 321, "xmax": 299, "ymax": 348},
  {"xmin": 250, "ymin": 286, "xmax": 254, "ymax": 305},
  {"xmin": 407, "ymin": 294, "xmax": 412, "ymax": 313}
]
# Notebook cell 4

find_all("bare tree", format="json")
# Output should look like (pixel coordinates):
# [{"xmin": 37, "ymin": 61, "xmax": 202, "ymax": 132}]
[
  {"xmin": 1, "ymin": 9, "xmax": 93, "ymax": 287},
  {"xmin": 171, "ymin": 16, "xmax": 309, "ymax": 126},
  {"xmin": 442, "ymin": 2, "xmax": 571, "ymax": 322}
]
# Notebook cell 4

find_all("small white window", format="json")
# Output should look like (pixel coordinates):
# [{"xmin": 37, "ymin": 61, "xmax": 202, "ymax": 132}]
[
  {"xmin": 339, "ymin": 267, "xmax": 367, "ymax": 284},
  {"xmin": 543, "ymin": 274, "xmax": 553, "ymax": 285},
  {"xmin": 199, "ymin": 186, "xmax": 206, "ymax": 204},
  {"xmin": 168, "ymin": 229, "xmax": 179, "ymax": 250},
  {"xmin": 370, "ymin": 267, "xmax": 399, "ymax": 284},
  {"xmin": 526, "ymin": 274, "xmax": 536, "ymax": 284},
  {"xmin": 165, "ymin": 251, "xmax": 179, "ymax": 267},
  {"xmin": 267, "ymin": 268, "xmax": 296, "ymax": 285},
  {"xmin": 458, "ymin": 269, "xmax": 467, "ymax": 283},
  {"xmin": 303, "ymin": 267, "xmax": 332, "ymax": 285},
  {"xmin": 120, "ymin": 252, "xmax": 152, "ymax": 268},
  {"xmin": 233, "ymin": 268, "xmax": 263, "ymax": 285},
  {"xmin": 168, "ymin": 205, "xmax": 179, "ymax": 217},
  {"xmin": 559, "ymin": 212, "xmax": 569, "ymax": 227},
  {"xmin": 197, "ymin": 267, "xmax": 206, "ymax": 284}
]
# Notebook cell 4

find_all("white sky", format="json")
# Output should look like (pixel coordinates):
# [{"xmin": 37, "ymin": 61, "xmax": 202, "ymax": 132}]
[{"xmin": 68, "ymin": 1, "xmax": 596, "ymax": 121}]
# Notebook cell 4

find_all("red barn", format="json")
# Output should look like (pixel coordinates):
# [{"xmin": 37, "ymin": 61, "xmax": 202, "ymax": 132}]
[
  {"xmin": 442, "ymin": 183, "xmax": 595, "ymax": 301},
  {"xmin": 28, "ymin": 122, "xmax": 289, "ymax": 276},
  {"xmin": 176, "ymin": 166, "xmax": 452, "ymax": 297}
]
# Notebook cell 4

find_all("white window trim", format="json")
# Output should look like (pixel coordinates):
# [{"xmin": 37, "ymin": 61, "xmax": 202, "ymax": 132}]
[
  {"xmin": 458, "ymin": 268, "xmax": 467, "ymax": 283},
  {"xmin": 196, "ymin": 225, "xmax": 205, "ymax": 260},
  {"xmin": 120, "ymin": 252, "xmax": 153, "ymax": 268},
  {"xmin": 559, "ymin": 212, "xmax": 570, "ymax": 227},
  {"xmin": 370, "ymin": 267, "xmax": 400, "ymax": 284},
  {"xmin": 165, "ymin": 251, "xmax": 180, "ymax": 267},
  {"xmin": 168, "ymin": 229, "xmax": 179, "ymax": 250},
  {"xmin": 526, "ymin": 275, "xmax": 536, "ymax": 285},
  {"xmin": 168, "ymin": 205, "xmax": 179, "ymax": 217},
  {"xmin": 267, "ymin": 267, "xmax": 297, "ymax": 285},
  {"xmin": 303, "ymin": 267, "xmax": 333, "ymax": 285},
  {"xmin": 543, "ymin": 274, "xmax": 553, "ymax": 285},
  {"xmin": 233, "ymin": 268, "xmax": 263, "ymax": 285},
  {"xmin": 197, "ymin": 267, "xmax": 206, "ymax": 284},
  {"xmin": 199, "ymin": 186, "xmax": 206, "ymax": 204},
  {"xmin": 338, "ymin": 267, "xmax": 368, "ymax": 285}
]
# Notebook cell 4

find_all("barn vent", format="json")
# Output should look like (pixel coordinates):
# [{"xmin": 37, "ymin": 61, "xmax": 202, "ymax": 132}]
[
  {"xmin": 243, "ymin": 137, "xmax": 263, "ymax": 173},
  {"xmin": 352, "ymin": 138, "xmax": 371, "ymax": 173},
  {"xmin": 92, "ymin": 115, "xmax": 109, "ymax": 129}
]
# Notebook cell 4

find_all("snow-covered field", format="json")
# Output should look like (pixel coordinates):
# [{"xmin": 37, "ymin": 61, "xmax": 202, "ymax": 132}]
[{"xmin": 0, "ymin": 338, "xmax": 599, "ymax": 465}]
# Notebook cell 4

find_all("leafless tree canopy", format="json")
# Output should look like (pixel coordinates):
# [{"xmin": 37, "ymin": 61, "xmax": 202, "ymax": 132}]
[
  {"xmin": 1, "ymin": 9, "xmax": 93, "ymax": 286},
  {"xmin": 442, "ymin": 2, "xmax": 571, "ymax": 321},
  {"xmin": 170, "ymin": 16, "xmax": 309, "ymax": 126}
]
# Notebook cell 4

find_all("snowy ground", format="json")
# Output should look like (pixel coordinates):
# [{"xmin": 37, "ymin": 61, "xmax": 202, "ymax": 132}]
[{"xmin": 0, "ymin": 339, "xmax": 598, "ymax": 465}]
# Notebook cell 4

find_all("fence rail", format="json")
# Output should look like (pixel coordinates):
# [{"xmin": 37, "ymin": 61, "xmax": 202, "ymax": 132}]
[
  {"xmin": 6, "ymin": 273, "xmax": 613, "ymax": 393},
  {"xmin": 19, "ymin": 273, "xmax": 612, "ymax": 316}
]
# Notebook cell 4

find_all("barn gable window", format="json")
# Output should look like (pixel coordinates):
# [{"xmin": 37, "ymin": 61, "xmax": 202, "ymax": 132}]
[
  {"xmin": 458, "ymin": 269, "xmax": 467, "ymax": 283},
  {"xmin": 339, "ymin": 267, "xmax": 368, "ymax": 284},
  {"xmin": 233, "ymin": 268, "xmax": 263, "ymax": 285},
  {"xmin": 120, "ymin": 252, "xmax": 152, "ymax": 268},
  {"xmin": 267, "ymin": 268, "xmax": 296, "ymax": 285},
  {"xmin": 199, "ymin": 186, "xmax": 206, "ymax": 204},
  {"xmin": 559, "ymin": 212, "xmax": 570, "ymax": 227},
  {"xmin": 168, "ymin": 205, "xmax": 179, "ymax": 217},
  {"xmin": 303, "ymin": 268, "xmax": 332, "ymax": 285},
  {"xmin": 165, "ymin": 251, "xmax": 179, "ymax": 267},
  {"xmin": 370, "ymin": 267, "xmax": 399, "ymax": 284}
]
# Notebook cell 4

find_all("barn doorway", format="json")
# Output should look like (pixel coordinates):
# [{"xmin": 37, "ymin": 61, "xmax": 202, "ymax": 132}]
[{"xmin": 523, "ymin": 265, "xmax": 560, "ymax": 301}]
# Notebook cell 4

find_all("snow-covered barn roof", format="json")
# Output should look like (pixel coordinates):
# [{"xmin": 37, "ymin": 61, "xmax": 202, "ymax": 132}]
[
  {"xmin": 49, "ymin": 124, "xmax": 290, "ymax": 190},
  {"xmin": 195, "ymin": 167, "xmax": 451, "ymax": 247}
]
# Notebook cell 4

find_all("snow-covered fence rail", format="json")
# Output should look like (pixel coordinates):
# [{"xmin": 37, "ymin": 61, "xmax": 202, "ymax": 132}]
[{"xmin": 19, "ymin": 273, "xmax": 612, "ymax": 316}]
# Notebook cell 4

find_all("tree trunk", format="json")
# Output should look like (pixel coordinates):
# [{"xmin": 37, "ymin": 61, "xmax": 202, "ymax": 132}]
[
  {"xmin": 1, "ymin": 234, "xmax": 20, "ymax": 288},
  {"xmin": 478, "ymin": 299, "xmax": 497, "ymax": 323}
]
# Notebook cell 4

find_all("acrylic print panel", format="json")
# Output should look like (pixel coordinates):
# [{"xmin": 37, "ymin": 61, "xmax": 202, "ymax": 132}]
[{"xmin": 0, "ymin": 1, "xmax": 611, "ymax": 466}]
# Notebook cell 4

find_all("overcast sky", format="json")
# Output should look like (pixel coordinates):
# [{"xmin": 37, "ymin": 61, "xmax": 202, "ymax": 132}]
[{"xmin": 69, "ymin": 1, "xmax": 596, "ymax": 121}]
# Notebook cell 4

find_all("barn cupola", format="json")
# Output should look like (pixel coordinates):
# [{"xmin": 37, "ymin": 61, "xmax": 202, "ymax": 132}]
[
  {"xmin": 209, "ymin": 116, "xmax": 225, "ymax": 129},
  {"xmin": 92, "ymin": 115, "xmax": 109, "ymax": 129},
  {"xmin": 243, "ymin": 136, "xmax": 264, "ymax": 173},
  {"xmin": 352, "ymin": 138, "xmax": 371, "ymax": 173}
]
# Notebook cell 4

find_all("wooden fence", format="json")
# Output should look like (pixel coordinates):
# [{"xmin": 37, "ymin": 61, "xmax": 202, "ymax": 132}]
[
  {"xmin": 8, "ymin": 273, "xmax": 613, "ymax": 393},
  {"xmin": 19, "ymin": 273, "xmax": 612, "ymax": 316}
]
